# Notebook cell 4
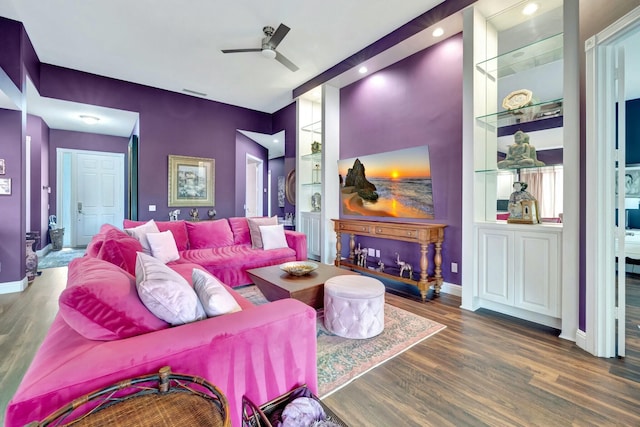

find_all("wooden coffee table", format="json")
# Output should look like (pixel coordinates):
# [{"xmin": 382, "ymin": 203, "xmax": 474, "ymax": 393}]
[{"xmin": 246, "ymin": 263, "xmax": 359, "ymax": 309}]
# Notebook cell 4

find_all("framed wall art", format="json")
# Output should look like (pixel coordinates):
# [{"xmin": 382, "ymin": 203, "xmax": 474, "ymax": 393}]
[
  {"xmin": 616, "ymin": 165, "xmax": 640, "ymax": 197},
  {"xmin": 0, "ymin": 178, "xmax": 11, "ymax": 195},
  {"xmin": 168, "ymin": 155, "xmax": 215, "ymax": 207},
  {"xmin": 0, "ymin": 159, "xmax": 5, "ymax": 175},
  {"xmin": 277, "ymin": 175, "xmax": 285, "ymax": 207}
]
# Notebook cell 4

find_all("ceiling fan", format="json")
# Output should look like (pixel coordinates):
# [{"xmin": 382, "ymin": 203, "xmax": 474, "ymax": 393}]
[{"xmin": 221, "ymin": 24, "xmax": 299, "ymax": 72}]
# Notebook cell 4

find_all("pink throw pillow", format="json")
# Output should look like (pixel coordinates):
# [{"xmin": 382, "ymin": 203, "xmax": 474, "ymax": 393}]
[
  {"xmin": 96, "ymin": 229, "xmax": 144, "ymax": 275},
  {"xmin": 186, "ymin": 219, "xmax": 234, "ymax": 249},
  {"xmin": 123, "ymin": 220, "xmax": 189, "ymax": 251},
  {"xmin": 228, "ymin": 217, "xmax": 251, "ymax": 245},
  {"xmin": 59, "ymin": 257, "xmax": 169, "ymax": 341}
]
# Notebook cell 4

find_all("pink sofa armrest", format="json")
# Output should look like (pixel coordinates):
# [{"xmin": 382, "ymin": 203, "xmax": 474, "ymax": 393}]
[
  {"xmin": 285, "ymin": 230, "xmax": 307, "ymax": 261},
  {"xmin": 6, "ymin": 299, "xmax": 317, "ymax": 427}
]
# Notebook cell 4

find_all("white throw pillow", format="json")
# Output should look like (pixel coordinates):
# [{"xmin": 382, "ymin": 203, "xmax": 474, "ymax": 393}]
[
  {"xmin": 135, "ymin": 253, "xmax": 205, "ymax": 325},
  {"xmin": 192, "ymin": 269, "xmax": 242, "ymax": 317},
  {"xmin": 259, "ymin": 224, "xmax": 289, "ymax": 250},
  {"xmin": 247, "ymin": 216, "xmax": 278, "ymax": 249},
  {"xmin": 147, "ymin": 230, "xmax": 180, "ymax": 263},
  {"xmin": 125, "ymin": 219, "xmax": 160, "ymax": 255}
]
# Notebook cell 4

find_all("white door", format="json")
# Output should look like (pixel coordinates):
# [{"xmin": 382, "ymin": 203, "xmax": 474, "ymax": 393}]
[
  {"xmin": 245, "ymin": 154, "xmax": 263, "ymax": 217},
  {"xmin": 58, "ymin": 149, "xmax": 124, "ymax": 247}
]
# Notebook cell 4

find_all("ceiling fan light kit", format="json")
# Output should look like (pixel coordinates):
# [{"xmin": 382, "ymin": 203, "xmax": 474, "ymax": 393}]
[{"xmin": 222, "ymin": 23, "xmax": 299, "ymax": 72}]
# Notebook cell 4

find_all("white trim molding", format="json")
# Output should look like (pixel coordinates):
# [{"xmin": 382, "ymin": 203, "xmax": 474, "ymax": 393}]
[{"xmin": 0, "ymin": 277, "xmax": 29, "ymax": 294}]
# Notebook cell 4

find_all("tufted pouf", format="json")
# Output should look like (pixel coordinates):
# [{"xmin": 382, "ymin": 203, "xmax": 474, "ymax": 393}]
[{"xmin": 323, "ymin": 275, "xmax": 385, "ymax": 339}]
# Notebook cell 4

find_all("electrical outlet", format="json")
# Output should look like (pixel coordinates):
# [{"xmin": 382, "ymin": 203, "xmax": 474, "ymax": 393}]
[
  {"xmin": 149, "ymin": 205, "xmax": 156, "ymax": 212},
  {"xmin": 376, "ymin": 249, "xmax": 380, "ymax": 258},
  {"xmin": 451, "ymin": 262, "xmax": 458, "ymax": 273},
  {"xmin": 368, "ymin": 248, "xmax": 375, "ymax": 257}
]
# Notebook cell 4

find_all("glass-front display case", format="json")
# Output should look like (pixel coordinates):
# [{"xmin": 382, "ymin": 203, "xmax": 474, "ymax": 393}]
[{"xmin": 474, "ymin": 0, "xmax": 564, "ymax": 223}]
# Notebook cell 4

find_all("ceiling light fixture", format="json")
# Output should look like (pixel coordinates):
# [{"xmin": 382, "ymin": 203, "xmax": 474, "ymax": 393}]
[
  {"xmin": 432, "ymin": 27, "xmax": 444, "ymax": 37},
  {"xmin": 273, "ymin": 139, "xmax": 279, "ymax": 143},
  {"xmin": 79, "ymin": 115, "xmax": 100, "ymax": 125},
  {"xmin": 522, "ymin": 3, "xmax": 539, "ymax": 15},
  {"xmin": 358, "ymin": 66, "xmax": 368, "ymax": 74},
  {"xmin": 262, "ymin": 48, "xmax": 277, "ymax": 60}
]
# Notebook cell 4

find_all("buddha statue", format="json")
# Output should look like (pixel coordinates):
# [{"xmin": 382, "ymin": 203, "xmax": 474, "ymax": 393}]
[{"xmin": 497, "ymin": 130, "xmax": 545, "ymax": 169}]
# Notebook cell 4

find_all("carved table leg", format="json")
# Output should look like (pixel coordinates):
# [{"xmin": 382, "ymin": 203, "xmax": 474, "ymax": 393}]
[
  {"xmin": 348, "ymin": 234, "xmax": 356, "ymax": 264},
  {"xmin": 335, "ymin": 231, "xmax": 342, "ymax": 267},
  {"xmin": 434, "ymin": 241, "xmax": 443, "ymax": 294},
  {"xmin": 418, "ymin": 243, "xmax": 429, "ymax": 302}
]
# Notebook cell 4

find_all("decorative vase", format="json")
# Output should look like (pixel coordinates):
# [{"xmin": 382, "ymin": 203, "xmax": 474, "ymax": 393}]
[{"xmin": 25, "ymin": 239, "xmax": 38, "ymax": 283}]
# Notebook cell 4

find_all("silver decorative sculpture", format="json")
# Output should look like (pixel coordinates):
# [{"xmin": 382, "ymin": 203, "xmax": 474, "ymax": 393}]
[
  {"xmin": 168, "ymin": 209, "xmax": 180, "ymax": 221},
  {"xmin": 395, "ymin": 253, "xmax": 413, "ymax": 279}
]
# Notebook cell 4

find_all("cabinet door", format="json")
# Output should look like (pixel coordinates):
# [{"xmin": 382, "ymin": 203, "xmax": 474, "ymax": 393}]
[
  {"xmin": 477, "ymin": 228, "xmax": 514, "ymax": 305},
  {"xmin": 301, "ymin": 213, "xmax": 321, "ymax": 259},
  {"xmin": 513, "ymin": 231, "xmax": 560, "ymax": 317}
]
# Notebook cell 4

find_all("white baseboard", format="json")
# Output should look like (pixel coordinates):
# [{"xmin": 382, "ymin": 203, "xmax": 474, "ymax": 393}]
[
  {"xmin": 439, "ymin": 281, "xmax": 461, "ymax": 297},
  {"xmin": 574, "ymin": 329, "xmax": 587, "ymax": 352},
  {"xmin": 0, "ymin": 277, "xmax": 29, "ymax": 294}
]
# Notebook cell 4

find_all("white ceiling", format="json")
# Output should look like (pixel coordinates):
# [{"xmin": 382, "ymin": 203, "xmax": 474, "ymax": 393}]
[{"xmin": 1, "ymin": 1, "xmax": 637, "ymax": 156}]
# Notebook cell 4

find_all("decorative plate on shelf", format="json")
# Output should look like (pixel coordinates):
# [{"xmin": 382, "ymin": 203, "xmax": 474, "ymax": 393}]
[
  {"xmin": 280, "ymin": 261, "xmax": 318, "ymax": 276},
  {"xmin": 502, "ymin": 89, "xmax": 533, "ymax": 111}
]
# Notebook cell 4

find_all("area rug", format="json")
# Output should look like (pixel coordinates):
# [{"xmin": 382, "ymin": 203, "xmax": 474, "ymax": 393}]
[
  {"xmin": 235, "ymin": 285, "xmax": 446, "ymax": 397},
  {"xmin": 37, "ymin": 248, "xmax": 86, "ymax": 269}
]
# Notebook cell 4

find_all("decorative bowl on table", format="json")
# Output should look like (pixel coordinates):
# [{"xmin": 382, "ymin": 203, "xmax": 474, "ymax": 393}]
[{"xmin": 280, "ymin": 261, "xmax": 319, "ymax": 276}]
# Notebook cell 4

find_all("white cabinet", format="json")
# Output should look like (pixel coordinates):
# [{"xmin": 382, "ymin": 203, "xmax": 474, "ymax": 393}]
[
  {"xmin": 300, "ymin": 212, "xmax": 321, "ymax": 260},
  {"xmin": 477, "ymin": 224, "xmax": 562, "ymax": 326}
]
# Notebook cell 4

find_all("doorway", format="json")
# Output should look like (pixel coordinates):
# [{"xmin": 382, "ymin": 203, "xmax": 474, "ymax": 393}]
[
  {"xmin": 245, "ymin": 154, "xmax": 263, "ymax": 217},
  {"xmin": 56, "ymin": 148, "xmax": 125, "ymax": 247},
  {"xmin": 585, "ymin": 6, "xmax": 640, "ymax": 358}
]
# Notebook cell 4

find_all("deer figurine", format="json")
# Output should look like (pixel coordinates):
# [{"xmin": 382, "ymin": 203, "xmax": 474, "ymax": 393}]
[{"xmin": 395, "ymin": 253, "xmax": 413, "ymax": 279}]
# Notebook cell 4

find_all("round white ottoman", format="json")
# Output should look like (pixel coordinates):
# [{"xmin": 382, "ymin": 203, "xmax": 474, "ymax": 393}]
[{"xmin": 323, "ymin": 275, "xmax": 385, "ymax": 339}]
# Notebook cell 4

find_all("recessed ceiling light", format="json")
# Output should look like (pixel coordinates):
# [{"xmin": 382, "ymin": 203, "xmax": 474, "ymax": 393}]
[
  {"xmin": 432, "ymin": 27, "xmax": 444, "ymax": 37},
  {"xmin": 522, "ymin": 3, "xmax": 539, "ymax": 15},
  {"xmin": 273, "ymin": 139, "xmax": 279, "ymax": 143},
  {"xmin": 79, "ymin": 115, "xmax": 99, "ymax": 125},
  {"xmin": 358, "ymin": 66, "xmax": 368, "ymax": 74}
]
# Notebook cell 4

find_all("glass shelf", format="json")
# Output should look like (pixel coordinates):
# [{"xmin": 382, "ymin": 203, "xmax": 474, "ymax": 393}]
[
  {"xmin": 301, "ymin": 120, "xmax": 322, "ymax": 133},
  {"xmin": 474, "ymin": 164, "xmax": 562, "ymax": 175},
  {"xmin": 476, "ymin": 33, "xmax": 563, "ymax": 79},
  {"xmin": 301, "ymin": 152, "xmax": 322, "ymax": 161},
  {"xmin": 301, "ymin": 182, "xmax": 322, "ymax": 187},
  {"xmin": 476, "ymin": 98, "xmax": 563, "ymax": 128}
]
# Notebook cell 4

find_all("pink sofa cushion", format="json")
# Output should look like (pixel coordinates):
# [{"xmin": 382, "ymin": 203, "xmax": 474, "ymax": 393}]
[
  {"xmin": 186, "ymin": 219, "xmax": 234, "ymax": 249},
  {"xmin": 86, "ymin": 224, "xmax": 125, "ymax": 257},
  {"xmin": 96, "ymin": 229, "xmax": 144, "ymax": 275},
  {"xmin": 123, "ymin": 220, "xmax": 189, "ymax": 251},
  {"xmin": 228, "ymin": 217, "xmax": 251, "ymax": 245},
  {"xmin": 59, "ymin": 257, "xmax": 169, "ymax": 341}
]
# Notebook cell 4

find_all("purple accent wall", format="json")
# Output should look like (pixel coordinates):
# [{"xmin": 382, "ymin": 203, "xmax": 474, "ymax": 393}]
[
  {"xmin": 339, "ymin": 33, "xmax": 463, "ymax": 286},
  {"xmin": 26, "ymin": 115, "xmax": 49, "ymax": 249},
  {"xmin": 269, "ymin": 157, "xmax": 285, "ymax": 218},
  {"xmin": 235, "ymin": 132, "xmax": 269, "ymax": 217},
  {"xmin": 0, "ymin": 109, "xmax": 25, "ymax": 282},
  {"xmin": 272, "ymin": 102, "xmax": 297, "ymax": 216},
  {"xmin": 39, "ymin": 64, "xmax": 272, "ymax": 221},
  {"xmin": 0, "ymin": 17, "xmax": 23, "ymax": 90}
]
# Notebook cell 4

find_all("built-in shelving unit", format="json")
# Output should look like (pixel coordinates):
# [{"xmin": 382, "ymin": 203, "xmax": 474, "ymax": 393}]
[{"xmin": 463, "ymin": 0, "xmax": 576, "ymax": 332}]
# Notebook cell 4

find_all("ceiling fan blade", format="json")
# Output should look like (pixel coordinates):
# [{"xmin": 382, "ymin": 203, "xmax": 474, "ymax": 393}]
[
  {"xmin": 221, "ymin": 48, "xmax": 262, "ymax": 54},
  {"xmin": 268, "ymin": 24, "xmax": 290, "ymax": 49},
  {"xmin": 275, "ymin": 51, "xmax": 299, "ymax": 72}
]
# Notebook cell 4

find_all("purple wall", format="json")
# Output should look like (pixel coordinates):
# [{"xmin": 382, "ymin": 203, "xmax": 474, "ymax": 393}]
[
  {"xmin": 339, "ymin": 33, "xmax": 463, "ymax": 286},
  {"xmin": 0, "ymin": 109, "xmax": 25, "ymax": 282},
  {"xmin": 38, "ymin": 64, "xmax": 272, "ymax": 221},
  {"xmin": 26, "ymin": 115, "xmax": 49, "ymax": 249},
  {"xmin": 234, "ymin": 132, "xmax": 269, "ymax": 217},
  {"xmin": 269, "ymin": 157, "xmax": 285, "ymax": 217},
  {"xmin": 273, "ymin": 102, "xmax": 297, "ymax": 216}
]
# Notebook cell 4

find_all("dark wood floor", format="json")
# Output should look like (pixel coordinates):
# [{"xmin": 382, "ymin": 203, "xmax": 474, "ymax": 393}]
[{"xmin": 1, "ymin": 268, "xmax": 639, "ymax": 426}]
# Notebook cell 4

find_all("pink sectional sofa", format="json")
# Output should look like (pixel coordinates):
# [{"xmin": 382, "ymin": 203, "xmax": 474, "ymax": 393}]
[{"xmin": 5, "ymin": 218, "xmax": 317, "ymax": 427}]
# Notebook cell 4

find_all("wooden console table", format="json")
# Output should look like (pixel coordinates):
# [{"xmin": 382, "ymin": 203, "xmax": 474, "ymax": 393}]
[{"xmin": 332, "ymin": 219, "xmax": 446, "ymax": 302}]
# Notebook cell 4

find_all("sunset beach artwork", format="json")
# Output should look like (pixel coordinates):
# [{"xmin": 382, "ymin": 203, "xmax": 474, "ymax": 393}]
[{"xmin": 338, "ymin": 146, "xmax": 434, "ymax": 219}]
